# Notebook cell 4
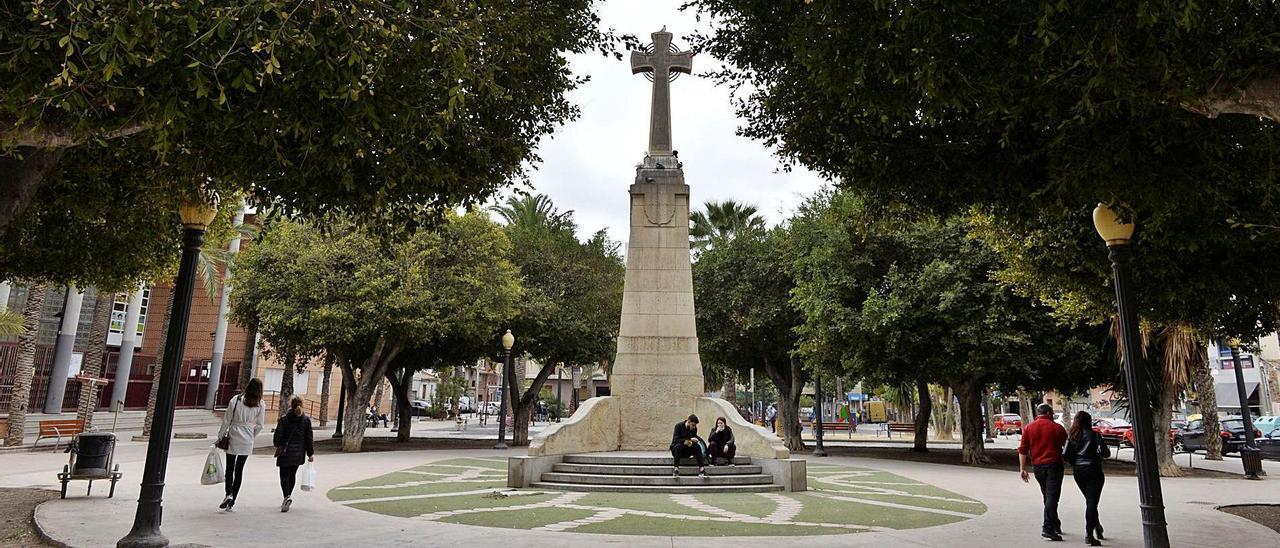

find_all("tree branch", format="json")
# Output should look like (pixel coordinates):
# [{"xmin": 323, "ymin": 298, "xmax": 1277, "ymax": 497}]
[
  {"xmin": 4, "ymin": 122, "xmax": 150, "ymax": 148},
  {"xmin": 1182, "ymin": 76, "xmax": 1280, "ymax": 123}
]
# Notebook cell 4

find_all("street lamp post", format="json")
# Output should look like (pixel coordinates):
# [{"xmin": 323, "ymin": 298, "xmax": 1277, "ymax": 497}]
[
  {"xmin": 332, "ymin": 381, "xmax": 345, "ymax": 439},
  {"xmin": 812, "ymin": 369, "xmax": 827, "ymax": 457},
  {"xmin": 1092, "ymin": 203, "xmax": 1170, "ymax": 548},
  {"xmin": 556, "ymin": 363, "xmax": 563, "ymax": 423},
  {"xmin": 495, "ymin": 330, "xmax": 514, "ymax": 449},
  {"xmin": 1227, "ymin": 339, "xmax": 1264, "ymax": 479},
  {"xmin": 118, "ymin": 195, "xmax": 218, "ymax": 548}
]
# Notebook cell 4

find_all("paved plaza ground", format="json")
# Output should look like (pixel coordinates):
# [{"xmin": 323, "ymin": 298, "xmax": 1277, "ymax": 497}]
[{"xmin": 1, "ymin": 424, "xmax": 1277, "ymax": 547}]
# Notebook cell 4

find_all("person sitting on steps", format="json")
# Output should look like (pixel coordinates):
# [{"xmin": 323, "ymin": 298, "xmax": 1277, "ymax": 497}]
[
  {"xmin": 707, "ymin": 416, "xmax": 736, "ymax": 466},
  {"xmin": 670, "ymin": 414, "xmax": 708, "ymax": 478}
]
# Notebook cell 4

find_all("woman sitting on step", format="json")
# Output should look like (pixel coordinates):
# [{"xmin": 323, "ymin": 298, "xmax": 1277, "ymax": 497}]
[{"xmin": 707, "ymin": 416, "xmax": 736, "ymax": 466}]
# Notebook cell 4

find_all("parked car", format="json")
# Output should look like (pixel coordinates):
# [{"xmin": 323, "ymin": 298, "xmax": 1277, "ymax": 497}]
[
  {"xmin": 1258, "ymin": 428, "xmax": 1280, "ymax": 460},
  {"xmin": 994, "ymin": 414, "xmax": 1023, "ymax": 434},
  {"xmin": 1254, "ymin": 416, "xmax": 1280, "ymax": 437},
  {"xmin": 1173, "ymin": 418, "xmax": 1262, "ymax": 454},
  {"xmin": 1122, "ymin": 424, "xmax": 1178, "ymax": 448},
  {"xmin": 1092, "ymin": 418, "xmax": 1133, "ymax": 445},
  {"xmin": 484, "ymin": 401, "xmax": 501, "ymax": 416},
  {"xmin": 410, "ymin": 400, "xmax": 431, "ymax": 417}
]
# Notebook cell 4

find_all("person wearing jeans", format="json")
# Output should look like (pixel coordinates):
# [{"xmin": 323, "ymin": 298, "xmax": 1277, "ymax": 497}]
[
  {"xmin": 1018, "ymin": 403, "xmax": 1068, "ymax": 541},
  {"xmin": 217, "ymin": 378, "xmax": 265, "ymax": 512},
  {"xmin": 273, "ymin": 395, "xmax": 315, "ymax": 512}
]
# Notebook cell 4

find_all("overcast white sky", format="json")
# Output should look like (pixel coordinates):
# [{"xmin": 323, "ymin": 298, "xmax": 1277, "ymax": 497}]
[{"xmin": 499, "ymin": 0, "xmax": 829, "ymax": 243}]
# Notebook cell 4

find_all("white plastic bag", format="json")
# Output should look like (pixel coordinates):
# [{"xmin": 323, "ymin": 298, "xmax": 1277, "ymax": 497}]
[
  {"xmin": 300, "ymin": 462, "xmax": 316, "ymax": 492},
  {"xmin": 201, "ymin": 446, "xmax": 224, "ymax": 486}
]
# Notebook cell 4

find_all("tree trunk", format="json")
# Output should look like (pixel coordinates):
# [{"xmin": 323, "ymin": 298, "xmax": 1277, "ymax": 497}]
[
  {"xmin": 1060, "ymin": 395, "xmax": 1073, "ymax": 433},
  {"xmin": 75, "ymin": 291, "xmax": 115, "ymax": 428},
  {"xmin": 984, "ymin": 386, "xmax": 996, "ymax": 441},
  {"xmin": 372, "ymin": 379, "xmax": 385, "ymax": 415},
  {"xmin": 0, "ymin": 148, "xmax": 63, "ymax": 237},
  {"xmin": 1153, "ymin": 381, "xmax": 1183, "ymax": 477},
  {"xmin": 912, "ymin": 378, "xmax": 931, "ymax": 452},
  {"xmin": 722, "ymin": 369, "xmax": 737, "ymax": 405},
  {"xmin": 385, "ymin": 368, "xmax": 414, "ymax": 442},
  {"xmin": 1193, "ymin": 356, "xmax": 1223, "ymax": 460},
  {"xmin": 764, "ymin": 356, "xmax": 805, "ymax": 451},
  {"xmin": 957, "ymin": 380, "xmax": 990, "ymax": 464},
  {"xmin": 4, "ymin": 285, "xmax": 46, "ymax": 446},
  {"xmin": 936, "ymin": 385, "xmax": 955, "ymax": 440},
  {"xmin": 141, "ymin": 287, "xmax": 177, "ymax": 437},
  {"xmin": 337, "ymin": 339, "xmax": 403, "ymax": 452},
  {"xmin": 319, "ymin": 356, "xmax": 333, "ymax": 427},
  {"xmin": 508, "ymin": 360, "xmax": 557, "ymax": 446},
  {"xmin": 1183, "ymin": 77, "xmax": 1280, "ymax": 123},
  {"xmin": 1017, "ymin": 389, "xmax": 1031, "ymax": 425},
  {"xmin": 278, "ymin": 359, "xmax": 295, "ymax": 419},
  {"xmin": 238, "ymin": 322, "xmax": 258, "ymax": 392}
]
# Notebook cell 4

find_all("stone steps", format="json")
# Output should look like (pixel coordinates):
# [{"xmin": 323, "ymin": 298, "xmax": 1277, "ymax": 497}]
[
  {"xmin": 532, "ymin": 453, "xmax": 783, "ymax": 494},
  {"xmin": 529, "ymin": 481, "xmax": 784, "ymax": 494},
  {"xmin": 541, "ymin": 472, "xmax": 776, "ymax": 486},
  {"xmin": 552, "ymin": 463, "xmax": 763, "ymax": 476},
  {"xmin": 562, "ymin": 454, "xmax": 751, "ymax": 466}
]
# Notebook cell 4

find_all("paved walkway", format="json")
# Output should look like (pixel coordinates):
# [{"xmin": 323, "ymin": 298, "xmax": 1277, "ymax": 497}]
[{"xmin": 7, "ymin": 432, "xmax": 1277, "ymax": 547}]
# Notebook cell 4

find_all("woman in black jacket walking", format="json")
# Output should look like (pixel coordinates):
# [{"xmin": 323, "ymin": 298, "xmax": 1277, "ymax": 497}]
[
  {"xmin": 273, "ymin": 396, "xmax": 315, "ymax": 513},
  {"xmin": 1064, "ymin": 411, "xmax": 1109, "ymax": 546}
]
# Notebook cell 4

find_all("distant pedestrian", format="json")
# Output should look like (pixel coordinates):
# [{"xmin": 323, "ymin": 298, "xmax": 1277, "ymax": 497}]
[
  {"xmin": 217, "ymin": 378, "xmax": 265, "ymax": 512},
  {"xmin": 1064, "ymin": 411, "xmax": 1109, "ymax": 546},
  {"xmin": 1019, "ymin": 403, "xmax": 1068, "ymax": 541},
  {"xmin": 274, "ymin": 396, "xmax": 315, "ymax": 513},
  {"xmin": 670, "ymin": 414, "xmax": 707, "ymax": 478},
  {"xmin": 766, "ymin": 405, "xmax": 778, "ymax": 432},
  {"xmin": 707, "ymin": 416, "xmax": 736, "ymax": 465}
]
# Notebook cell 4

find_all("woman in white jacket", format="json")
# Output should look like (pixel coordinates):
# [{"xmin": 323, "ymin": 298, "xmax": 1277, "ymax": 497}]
[{"xmin": 217, "ymin": 378, "xmax": 265, "ymax": 511}]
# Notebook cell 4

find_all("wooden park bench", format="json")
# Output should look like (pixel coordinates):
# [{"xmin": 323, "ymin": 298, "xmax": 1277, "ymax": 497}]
[
  {"xmin": 877, "ymin": 422, "xmax": 915, "ymax": 439},
  {"xmin": 35, "ymin": 419, "xmax": 85, "ymax": 450}
]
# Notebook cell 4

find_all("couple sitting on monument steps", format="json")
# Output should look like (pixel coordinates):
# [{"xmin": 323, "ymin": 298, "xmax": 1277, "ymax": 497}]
[{"xmin": 669, "ymin": 415, "xmax": 737, "ymax": 478}]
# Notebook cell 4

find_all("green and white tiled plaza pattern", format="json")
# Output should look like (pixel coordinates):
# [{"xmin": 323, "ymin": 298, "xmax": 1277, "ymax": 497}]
[{"xmin": 329, "ymin": 458, "xmax": 986, "ymax": 536}]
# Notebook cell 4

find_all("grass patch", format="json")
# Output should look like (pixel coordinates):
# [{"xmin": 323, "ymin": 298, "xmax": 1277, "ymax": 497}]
[
  {"xmin": 440, "ymin": 507, "xmax": 596, "ymax": 529},
  {"xmin": 573, "ymin": 514, "xmax": 848, "ymax": 536},
  {"xmin": 328, "ymin": 479, "xmax": 504, "ymax": 502},
  {"xmin": 346, "ymin": 492, "xmax": 559, "ymax": 518},
  {"xmin": 791, "ymin": 492, "xmax": 966, "ymax": 529},
  {"xmin": 575, "ymin": 492, "xmax": 716, "ymax": 517},
  {"xmin": 692, "ymin": 493, "xmax": 780, "ymax": 518},
  {"xmin": 411, "ymin": 458, "xmax": 505, "ymax": 471}
]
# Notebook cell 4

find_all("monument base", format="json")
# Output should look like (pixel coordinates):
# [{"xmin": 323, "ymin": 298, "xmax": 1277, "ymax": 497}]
[{"xmin": 516, "ymin": 395, "xmax": 799, "ymax": 491}]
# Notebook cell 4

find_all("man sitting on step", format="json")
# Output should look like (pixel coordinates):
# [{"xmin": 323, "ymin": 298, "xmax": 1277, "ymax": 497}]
[{"xmin": 670, "ymin": 414, "xmax": 708, "ymax": 478}]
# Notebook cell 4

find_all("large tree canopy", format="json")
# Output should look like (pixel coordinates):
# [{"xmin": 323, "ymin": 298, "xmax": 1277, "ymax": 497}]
[
  {"xmin": 1, "ymin": 0, "xmax": 614, "ymax": 234},
  {"xmin": 492, "ymin": 194, "xmax": 624, "ymax": 445},
  {"xmin": 231, "ymin": 212, "xmax": 521, "ymax": 451}
]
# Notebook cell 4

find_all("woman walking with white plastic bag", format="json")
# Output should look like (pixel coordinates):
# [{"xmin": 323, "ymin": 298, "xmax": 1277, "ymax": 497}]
[
  {"xmin": 216, "ymin": 378, "xmax": 265, "ymax": 511},
  {"xmin": 273, "ymin": 395, "xmax": 315, "ymax": 512}
]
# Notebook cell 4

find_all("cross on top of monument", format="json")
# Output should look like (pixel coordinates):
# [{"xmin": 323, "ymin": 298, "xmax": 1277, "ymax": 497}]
[{"xmin": 631, "ymin": 28, "xmax": 693, "ymax": 157}]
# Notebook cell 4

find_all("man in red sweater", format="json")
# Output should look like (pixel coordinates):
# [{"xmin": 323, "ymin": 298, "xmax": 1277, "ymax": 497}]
[{"xmin": 1019, "ymin": 403, "xmax": 1068, "ymax": 541}]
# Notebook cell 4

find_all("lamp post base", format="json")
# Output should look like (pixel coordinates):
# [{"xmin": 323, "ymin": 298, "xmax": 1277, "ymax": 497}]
[
  {"xmin": 117, "ymin": 532, "xmax": 168, "ymax": 548},
  {"xmin": 494, "ymin": 441, "xmax": 508, "ymax": 450}
]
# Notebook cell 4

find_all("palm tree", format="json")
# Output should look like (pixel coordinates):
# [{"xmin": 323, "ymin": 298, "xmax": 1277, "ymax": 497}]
[
  {"xmin": 0, "ymin": 310, "xmax": 23, "ymax": 335},
  {"xmin": 4, "ymin": 284, "xmax": 47, "ymax": 447},
  {"xmin": 689, "ymin": 200, "xmax": 766, "ymax": 253},
  {"xmin": 490, "ymin": 194, "xmax": 574, "ymax": 231},
  {"xmin": 75, "ymin": 290, "xmax": 116, "ymax": 428}
]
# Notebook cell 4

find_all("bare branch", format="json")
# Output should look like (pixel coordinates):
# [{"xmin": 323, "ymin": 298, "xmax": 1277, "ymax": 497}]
[
  {"xmin": 4, "ymin": 122, "xmax": 149, "ymax": 148},
  {"xmin": 1182, "ymin": 77, "xmax": 1280, "ymax": 123}
]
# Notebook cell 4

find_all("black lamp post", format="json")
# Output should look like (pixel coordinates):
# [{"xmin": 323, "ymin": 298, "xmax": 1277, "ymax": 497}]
[
  {"xmin": 332, "ymin": 381, "xmax": 345, "ymax": 439},
  {"xmin": 1227, "ymin": 339, "xmax": 1264, "ymax": 479},
  {"xmin": 119, "ymin": 196, "xmax": 218, "ymax": 548},
  {"xmin": 555, "ymin": 363, "xmax": 563, "ymax": 423},
  {"xmin": 495, "ymin": 329, "xmax": 513, "ymax": 450},
  {"xmin": 812, "ymin": 369, "xmax": 827, "ymax": 457},
  {"xmin": 1093, "ymin": 203, "xmax": 1170, "ymax": 548}
]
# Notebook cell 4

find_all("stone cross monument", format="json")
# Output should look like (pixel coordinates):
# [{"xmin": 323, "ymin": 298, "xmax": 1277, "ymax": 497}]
[{"xmin": 525, "ymin": 29, "xmax": 788, "ymax": 460}]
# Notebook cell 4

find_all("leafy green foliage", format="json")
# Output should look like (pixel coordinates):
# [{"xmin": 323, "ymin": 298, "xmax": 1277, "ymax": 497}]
[{"xmin": 1, "ymin": 0, "xmax": 614, "ymax": 231}]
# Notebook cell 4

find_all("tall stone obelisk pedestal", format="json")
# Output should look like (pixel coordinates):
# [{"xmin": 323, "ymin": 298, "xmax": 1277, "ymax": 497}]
[{"xmin": 515, "ymin": 29, "xmax": 792, "ymax": 490}]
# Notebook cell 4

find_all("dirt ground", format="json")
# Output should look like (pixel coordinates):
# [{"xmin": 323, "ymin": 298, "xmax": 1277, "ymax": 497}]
[
  {"xmin": 1220, "ymin": 504, "xmax": 1280, "ymax": 534},
  {"xmin": 0, "ymin": 488, "xmax": 57, "ymax": 547}
]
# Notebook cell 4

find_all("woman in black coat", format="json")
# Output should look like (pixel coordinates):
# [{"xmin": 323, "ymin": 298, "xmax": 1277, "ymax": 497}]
[
  {"xmin": 273, "ymin": 396, "xmax": 315, "ymax": 513},
  {"xmin": 1064, "ymin": 411, "xmax": 1109, "ymax": 546},
  {"xmin": 707, "ymin": 416, "xmax": 736, "ymax": 465}
]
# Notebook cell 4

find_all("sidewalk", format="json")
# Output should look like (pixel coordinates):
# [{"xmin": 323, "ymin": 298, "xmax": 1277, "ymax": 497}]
[{"xmin": 17, "ymin": 440, "xmax": 1280, "ymax": 547}]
